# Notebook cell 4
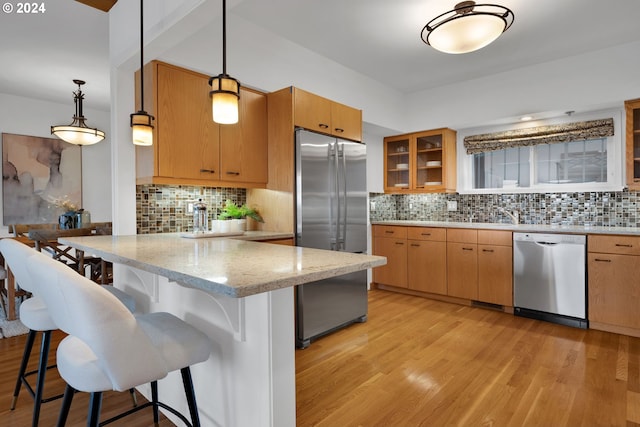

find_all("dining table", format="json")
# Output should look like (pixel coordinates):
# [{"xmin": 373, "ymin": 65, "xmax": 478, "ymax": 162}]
[{"xmin": 1, "ymin": 224, "xmax": 112, "ymax": 321}]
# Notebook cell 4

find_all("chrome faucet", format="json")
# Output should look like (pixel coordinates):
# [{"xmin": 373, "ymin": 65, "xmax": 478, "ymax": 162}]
[{"xmin": 500, "ymin": 208, "xmax": 519, "ymax": 225}]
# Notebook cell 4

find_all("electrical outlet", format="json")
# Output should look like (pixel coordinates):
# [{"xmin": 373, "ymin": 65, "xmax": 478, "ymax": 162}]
[
  {"xmin": 447, "ymin": 200, "xmax": 458, "ymax": 211},
  {"xmin": 188, "ymin": 203, "xmax": 194, "ymax": 213},
  {"xmin": 370, "ymin": 201, "xmax": 376, "ymax": 210}
]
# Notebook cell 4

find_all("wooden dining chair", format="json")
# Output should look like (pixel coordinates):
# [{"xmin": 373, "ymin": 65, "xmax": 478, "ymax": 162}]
[{"xmin": 9, "ymin": 223, "xmax": 58, "ymax": 238}]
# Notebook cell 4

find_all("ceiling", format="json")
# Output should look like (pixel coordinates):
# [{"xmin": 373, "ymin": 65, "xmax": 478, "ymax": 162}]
[{"xmin": 2, "ymin": 0, "xmax": 640, "ymax": 113}]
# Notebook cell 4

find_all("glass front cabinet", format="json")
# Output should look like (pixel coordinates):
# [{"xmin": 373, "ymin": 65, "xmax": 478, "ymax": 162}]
[
  {"xmin": 626, "ymin": 98, "xmax": 640, "ymax": 189},
  {"xmin": 383, "ymin": 128, "xmax": 457, "ymax": 193}
]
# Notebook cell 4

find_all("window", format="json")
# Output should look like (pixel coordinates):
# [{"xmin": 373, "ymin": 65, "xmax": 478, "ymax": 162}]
[
  {"xmin": 460, "ymin": 110, "xmax": 623, "ymax": 193},
  {"xmin": 473, "ymin": 138, "xmax": 607, "ymax": 189}
]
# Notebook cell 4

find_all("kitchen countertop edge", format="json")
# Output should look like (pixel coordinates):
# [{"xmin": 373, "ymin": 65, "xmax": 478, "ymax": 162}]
[
  {"xmin": 371, "ymin": 220, "xmax": 640, "ymax": 235},
  {"xmin": 59, "ymin": 231, "xmax": 386, "ymax": 299}
]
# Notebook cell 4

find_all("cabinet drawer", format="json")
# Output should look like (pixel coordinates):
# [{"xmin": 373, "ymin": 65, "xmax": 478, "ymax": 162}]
[
  {"xmin": 407, "ymin": 227, "xmax": 446, "ymax": 241},
  {"xmin": 588, "ymin": 235, "xmax": 640, "ymax": 255},
  {"xmin": 447, "ymin": 228, "xmax": 477, "ymax": 244},
  {"xmin": 373, "ymin": 225, "xmax": 407, "ymax": 239},
  {"xmin": 478, "ymin": 230, "xmax": 512, "ymax": 246}
]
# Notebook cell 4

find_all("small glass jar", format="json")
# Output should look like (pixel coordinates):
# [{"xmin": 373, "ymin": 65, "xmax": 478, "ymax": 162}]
[{"xmin": 193, "ymin": 199, "xmax": 208, "ymax": 233}]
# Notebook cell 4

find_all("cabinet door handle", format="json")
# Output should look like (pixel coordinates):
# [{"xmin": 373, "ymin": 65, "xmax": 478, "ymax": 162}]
[
  {"xmin": 482, "ymin": 249, "xmax": 494, "ymax": 253},
  {"xmin": 385, "ymin": 230, "xmax": 395, "ymax": 234},
  {"xmin": 319, "ymin": 123, "xmax": 329, "ymax": 129},
  {"xmin": 615, "ymin": 244, "xmax": 633, "ymax": 247},
  {"xmin": 462, "ymin": 247, "xmax": 474, "ymax": 251},
  {"xmin": 200, "ymin": 168, "xmax": 216, "ymax": 173},
  {"xmin": 334, "ymin": 128, "xmax": 344, "ymax": 133},
  {"xmin": 594, "ymin": 258, "xmax": 612, "ymax": 262},
  {"xmin": 410, "ymin": 243, "xmax": 420, "ymax": 247},
  {"xmin": 226, "ymin": 171, "xmax": 240, "ymax": 176},
  {"xmin": 395, "ymin": 242, "xmax": 405, "ymax": 246},
  {"xmin": 421, "ymin": 233, "xmax": 431, "ymax": 236}
]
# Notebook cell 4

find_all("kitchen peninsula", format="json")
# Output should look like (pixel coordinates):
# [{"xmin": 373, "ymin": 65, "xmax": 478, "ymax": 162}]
[{"xmin": 59, "ymin": 232, "xmax": 386, "ymax": 427}]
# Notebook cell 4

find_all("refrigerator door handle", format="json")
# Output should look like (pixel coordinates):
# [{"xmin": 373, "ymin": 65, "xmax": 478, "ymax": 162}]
[
  {"xmin": 329, "ymin": 142, "xmax": 339, "ymax": 251},
  {"xmin": 338, "ymin": 143, "xmax": 347, "ymax": 251}
]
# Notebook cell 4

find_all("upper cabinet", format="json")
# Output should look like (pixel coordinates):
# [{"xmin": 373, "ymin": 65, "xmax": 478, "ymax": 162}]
[
  {"xmin": 625, "ymin": 98, "xmax": 640, "ymax": 189},
  {"xmin": 384, "ymin": 128, "xmax": 457, "ymax": 193},
  {"xmin": 135, "ymin": 60, "xmax": 267, "ymax": 187},
  {"xmin": 293, "ymin": 88, "xmax": 362, "ymax": 142}
]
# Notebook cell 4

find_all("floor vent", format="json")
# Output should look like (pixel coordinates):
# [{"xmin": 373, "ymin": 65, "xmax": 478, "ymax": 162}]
[{"xmin": 471, "ymin": 300, "xmax": 504, "ymax": 312}]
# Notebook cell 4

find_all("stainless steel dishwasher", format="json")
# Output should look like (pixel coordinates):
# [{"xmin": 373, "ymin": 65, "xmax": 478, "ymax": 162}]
[{"xmin": 513, "ymin": 232, "xmax": 587, "ymax": 328}]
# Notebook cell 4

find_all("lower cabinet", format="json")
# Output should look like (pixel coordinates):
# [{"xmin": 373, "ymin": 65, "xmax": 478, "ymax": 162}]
[
  {"xmin": 372, "ymin": 225, "xmax": 408, "ymax": 288},
  {"xmin": 477, "ymin": 230, "xmax": 513, "ymax": 306},
  {"xmin": 372, "ymin": 225, "xmax": 513, "ymax": 308},
  {"xmin": 588, "ymin": 235, "xmax": 640, "ymax": 336},
  {"xmin": 407, "ymin": 227, "xmax": 447, "ymax": 295},
  {"xmin": 447, "ymin": 229, "xmax": 478, "ymax": 300}
]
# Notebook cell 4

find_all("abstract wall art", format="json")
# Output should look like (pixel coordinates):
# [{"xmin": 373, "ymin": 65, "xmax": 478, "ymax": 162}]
[{"xmin": 2, "ymin": 133, "xmax": 82, "ymax": 225}]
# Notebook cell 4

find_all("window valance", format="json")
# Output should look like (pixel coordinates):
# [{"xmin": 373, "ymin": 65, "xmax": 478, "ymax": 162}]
[{"xmin": 463, "ymin": 118, "xmax": 614, "ymax": 155}]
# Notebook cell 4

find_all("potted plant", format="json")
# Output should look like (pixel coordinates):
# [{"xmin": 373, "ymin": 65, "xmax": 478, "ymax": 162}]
[{"xmin": 217, "ymin": 199, "xmax": 264, "ymax": 232}]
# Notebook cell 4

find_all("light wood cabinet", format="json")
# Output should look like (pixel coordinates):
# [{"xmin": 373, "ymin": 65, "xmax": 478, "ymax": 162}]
[
  {"xmin": 625, "ymin": 98, "xmax": 640, "ymax": 189},
  {"xmin": 293, "ymin": 87, "xmax": 362, "ymax": 141},
  {"xmin": 372, "ymin": 226, "xmax": 407, "ymax": 288},
  {"xmin": 373, "ymin": 225, "xmax": 513, "ymax": 308},
  {"xmin": 383, "ymin": 128, "xmax": 456, "ymax": 193},
  {"xmin": 135, "ymin": 60, "xmax": 267, "ymax": 187},
  {"xmin": 407, "ymin": 227, "xmax": 447, "ymax": 295},
  {"xmin": 588, "ymin": 234, "xmax": 640, "ymax": 336},
  {"xmin": 477, "ymin": 230, "xmax": 513, "ymax": 306},
  {"xmin": 447, "ymin": 229, "xmax": 478, "ymax": 300},
  {"xmin": 247, "ymin": 86, "xmax": 362, "ymax": 235}
]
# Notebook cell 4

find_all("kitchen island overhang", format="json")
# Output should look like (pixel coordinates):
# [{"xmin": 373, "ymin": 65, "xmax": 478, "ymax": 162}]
[{"xmin": 58, "ymin": 233, "xmax": 386, "ymax": 427}]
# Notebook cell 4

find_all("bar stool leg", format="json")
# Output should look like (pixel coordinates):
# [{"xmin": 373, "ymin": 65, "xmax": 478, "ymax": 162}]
[
  {"xmin": 181, "ymin": 367, "xmax": 201, "ymax": 427},
  {"xmin": 11, "ymin": 329, "xmax": 36, "ymax": 409},
  {"xmin": 32, "ymin": 330, "xmax": 53, "ymax": 427},
  {"xmin": 56, "ymin": 385, "xmax": 75, "ymax": 427},
  {"xmin": 151, "ymin": 381, "xmax": 159, "ymax": 427},
  {"xmin": 88, "ymin": 391, "xmax": 103, "ymax": 427}
]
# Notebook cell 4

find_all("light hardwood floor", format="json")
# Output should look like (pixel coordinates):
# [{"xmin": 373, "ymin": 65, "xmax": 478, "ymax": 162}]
[
  {"xmin": 2, "ymin": 289, "xmax": 639, "ymax": 426},
  {"xmin": 296, "ymin": 289, "xmax": 640, "ymax": 427}
]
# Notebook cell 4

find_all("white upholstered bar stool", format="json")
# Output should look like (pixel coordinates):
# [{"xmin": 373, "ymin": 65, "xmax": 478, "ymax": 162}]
[
  {"xmin": 0, "ymin": 239, "xmax": 137, "ymax": 427},
  {"xmin": 28, "ymin": 244, "xmax": 213, "ymax": 427}
]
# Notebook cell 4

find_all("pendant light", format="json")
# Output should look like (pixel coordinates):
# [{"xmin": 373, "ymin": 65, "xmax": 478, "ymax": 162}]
[
  {"xmin": 130, "ymin": 0, "xmax": 154, "ymax": 146},
  {"xmin": 421, "ymin": 1, "xmax": 514, "ymax": 54},
  {"xmin": 209, "ymin": 0, "xmax": 240, "ymax": 125},
  {"xmin": 51, "ymin": 80, "xmax": 105, "ymax": 145}
]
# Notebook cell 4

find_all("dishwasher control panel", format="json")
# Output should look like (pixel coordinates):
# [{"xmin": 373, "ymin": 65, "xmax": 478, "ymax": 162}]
[{"xmin": 513, "ymin": 232, "xmax": 586, "ymax": 245}]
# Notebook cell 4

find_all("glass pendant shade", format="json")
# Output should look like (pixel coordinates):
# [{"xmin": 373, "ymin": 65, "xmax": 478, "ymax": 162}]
[
  {"xmin": 421, "ymin": 2, "xmax": 514, "ymax": 54},
  {"xmin": 51, "ymin": 124, "xmax": 105, "ymax": 145},
  {"xmin": 210, "ymin": 75, "xmax": 240, "ymax": 125},
  {"xmin": 130, "ymin": 111, "xmax": 154, "ymax": 146},
  {"xmin": 51, "ymin": 79, "xmax": 105, "ymax": 145},
  {"xmin": 429, "ymin": 14, "xmax": 506, "ymax": 54}
]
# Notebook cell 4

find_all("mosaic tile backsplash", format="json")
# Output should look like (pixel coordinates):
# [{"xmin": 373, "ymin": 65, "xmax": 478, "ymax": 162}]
[
  {"xmin": 137, "ymin": 185, "xmax": 246, "ymax": 234},
  {"xmin": 369, "ymin": 190, "xmax": 640, "ymax": 228}
]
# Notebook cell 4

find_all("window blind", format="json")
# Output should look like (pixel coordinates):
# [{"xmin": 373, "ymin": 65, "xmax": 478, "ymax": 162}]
[{"xmin": 463, "ymin": 118, "xmax": 614, "ymax": 155}]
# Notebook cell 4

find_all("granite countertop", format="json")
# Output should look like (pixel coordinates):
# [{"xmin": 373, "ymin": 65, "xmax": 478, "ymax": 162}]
[
  {"xmin": 371, "ymin": 220, "xmax": 640, "ymax": 236},
  {"xmin": 59, "ymin": 232, "xmax": 386, "ymax": 298}
]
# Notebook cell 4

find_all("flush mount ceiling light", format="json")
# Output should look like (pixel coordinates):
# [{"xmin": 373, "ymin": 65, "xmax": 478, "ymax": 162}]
[
  {"xmin": 209, "ymin": 0, "xmax": 240, "ymax": 125},
  {"xmin": 421, "ymin": 1, "xmax": 514, "ymax": 54},
  {"xmin": 51, "ymin": 79, "xmax": 105, "ymax": 145},
  {"xmin": 130, "ymin": 0, "xmax": 154, "ymax": 146}
]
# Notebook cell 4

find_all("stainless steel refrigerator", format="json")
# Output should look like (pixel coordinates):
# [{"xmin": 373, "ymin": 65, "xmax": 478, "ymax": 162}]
[{"xmin": 295, "ymin": 128, "xmax": 368, "ymax": 349}]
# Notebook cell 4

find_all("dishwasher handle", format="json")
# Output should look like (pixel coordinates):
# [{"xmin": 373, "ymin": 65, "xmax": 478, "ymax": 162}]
[{"xmin": 534, "ymin": 241, "xmax": 558, "ymax": 246}]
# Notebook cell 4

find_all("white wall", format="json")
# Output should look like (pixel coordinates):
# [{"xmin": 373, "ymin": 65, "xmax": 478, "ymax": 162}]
[
  {"xmin": 404, "ymin": 40, "xmax": 640, "ymax": 132},
  {"xmin": 0, "ymin": 93, "xmax": 111, "ymax": 235}
]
